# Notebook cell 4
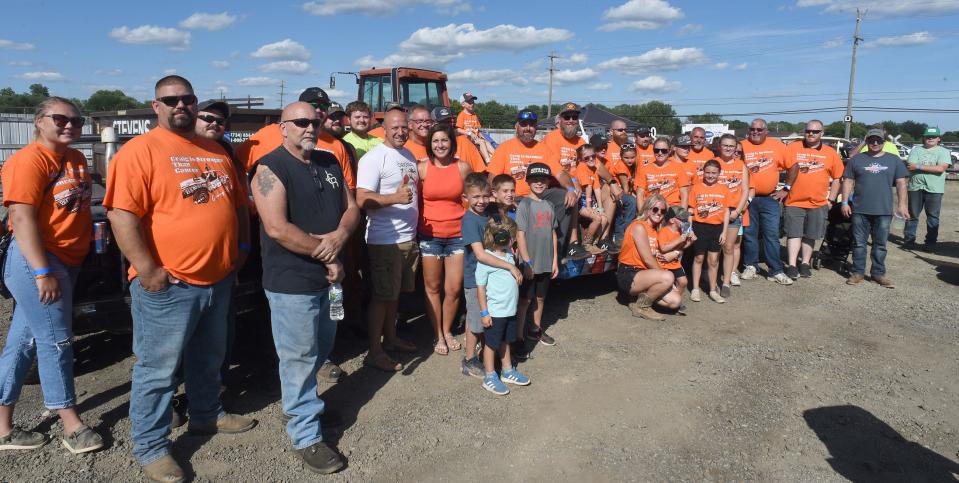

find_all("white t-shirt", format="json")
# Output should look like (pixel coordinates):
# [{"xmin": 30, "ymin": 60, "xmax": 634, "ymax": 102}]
[{"xmin": 356, "ymin": 143, "xmax": 419, "ymax": 244}]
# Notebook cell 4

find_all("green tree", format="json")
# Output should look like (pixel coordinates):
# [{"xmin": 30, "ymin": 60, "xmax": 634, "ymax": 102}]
[
  {"xmin": 941, "ymin": 131, "xmax": 959, "ymax": 142},
  {"xmin": 687, "ymin": 113, "xmax": 723, "ymax": 124},
  {"xmin": 609, "ymin": 101, "xmax": 680, "ymax": 135},
  {"xmin": 825, "ymin": 121, "xmax": 867, "ymax": 139},
  {"xmin": 727, "ymin": 119, "xmax": 748, "ymax": 130},
  {"xmin": 899, "ymin": 120, "xmax": 927, "ymax": 140},
  {"xmin": 83, "ymin": 89, "xmax": 146, "ymax": 112}
]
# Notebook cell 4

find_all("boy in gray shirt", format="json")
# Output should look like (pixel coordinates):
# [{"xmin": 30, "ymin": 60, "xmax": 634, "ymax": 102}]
[{"xmin": 516, "ymin": 163, "xmax": 559, "ymax": 351}]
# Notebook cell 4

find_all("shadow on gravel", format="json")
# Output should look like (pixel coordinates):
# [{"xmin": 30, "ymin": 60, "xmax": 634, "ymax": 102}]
[
  {"xmin": 73, "ymin": 331, "xmax": 132, "ymax": 378},
  {"xmin": 912, "ymin": 253, "xmax": 959, "ymax": 286},
  {"xmin": 803, "ymin": 405, "xmax": 959, "ymax": 482}
]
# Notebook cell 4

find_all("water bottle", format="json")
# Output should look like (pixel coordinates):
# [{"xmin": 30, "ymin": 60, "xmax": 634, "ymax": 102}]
[{"xmin": 329, "ymin": 283, "xmax": 344, "ymax": 321}]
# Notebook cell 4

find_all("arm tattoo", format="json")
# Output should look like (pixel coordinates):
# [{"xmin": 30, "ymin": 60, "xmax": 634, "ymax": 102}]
[{"xmin": 256, "ymin": 166, "xmax": 277, "ymax": 196}]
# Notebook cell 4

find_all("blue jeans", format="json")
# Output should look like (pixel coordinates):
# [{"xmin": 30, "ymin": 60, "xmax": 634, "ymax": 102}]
[
  {"xmin": 613, "ymin": 194, "xmax": 637, "ymax": 241},
  {"xmin": 0, "ymin": 238, "xmax": 80, "ymax": 409},
  {"xmin": 904, "ymin": 190, "xmax": 943, "ymax": 245},
  {"xmin": 265, "ymin": 288, "xmax": 336, "ymax": 450},
  {"xmin": 743, "ymin": 196, "xmax": 784, "ymax": 275},
  {"xmin": 851, "ymin": 213, "xmax": 891, "ymax": 278},
  {"xmin": 129, "ymin": 275, "xmax": 232, "ymax": 465}
]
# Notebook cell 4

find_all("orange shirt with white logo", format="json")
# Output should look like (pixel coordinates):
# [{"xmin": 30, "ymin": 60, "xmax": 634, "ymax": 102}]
[
  {"xmin": 657, "ymin": 225, "xmax": 683, "ymax": 270},
  {"xmin": 716, "ymin": 158, "xmax": 749, "ymax": 225},
  {"xmin": 542, "ymin": 129, "xmax": 585, "ymax": 176},
  {"xmin": 237, "ymin": 124, "xmax": 355, "ymax": 189},
  {"xmin": 456, "ymin": 111, "xmax": 481, "ymax": 132},
  {"xmin": 784, "ymin": 142, "xmax": 844, "ymax": 208},
  {"xmin": 636, "ymin": 144, "xmax": 655, "ymax": 167},
  {"xmin": 742, "ymin": 138, "xmax": 786, "ymax": 196},
  {"xmin": 673, "ymin": 156, "xmax": 697, "ymax": 182},
  {"xmin": 687, "ymin": 147, "xmax": 714, "ymax": 180},
  {"xmin": 689, "ymin": 182, "xmax": 732, "ymax": 225},
  {"xmin": 1, "ymin": 143, "xmax": 92, "ymax": 266},
  {"xmin": 103, "ymin": 128, "xmax": 241, "ymax": 285},
  {"xmin": 636, "ymin": 161, "xmax": 690, "ymax": 206},
  {"xmin": 619, "ymin": 219, "xmax": 658, "ymax": 269},
  {"xmin": 573, "ymin": 162, "xmax": 601, "ymax": 190},
  {"xmin": 486, "ymin": 138, "xmax": 562, "ymax": 197}
]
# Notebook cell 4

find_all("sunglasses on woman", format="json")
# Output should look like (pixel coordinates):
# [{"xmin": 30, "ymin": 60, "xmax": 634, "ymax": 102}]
[
  {"xmin": 156, "ymin": 94, "xmax": 198, "ymax": 107},
  {"xmin": 44, "ymin": 114, "xmax": 85, "ymax": 128},
  {"xmin": 650, "ymin": 206, "xmax": 664, "ymax": 214}
]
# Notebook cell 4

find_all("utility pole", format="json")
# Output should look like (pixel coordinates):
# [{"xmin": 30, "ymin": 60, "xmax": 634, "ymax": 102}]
[
  {"xmin": 278, "ymin": 80, "xmax": 285, "ymax": 108},
  {"xmin": 546, "ymin": 52, "xmax": 558, "ymax": 119},
  {"xmin": 844, "ymin": 9, "xmax": 863, "ymax": 140}
]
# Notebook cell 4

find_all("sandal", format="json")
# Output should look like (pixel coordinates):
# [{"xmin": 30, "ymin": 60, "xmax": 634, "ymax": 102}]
[
  {"xmin": 444, "ymin": 334, "xmax": 462, "ymax": 351},
  {"xmin": 433, "ymin": 340, "xmax": 449, "ymax": 356},
  {"xmin": 383, "ymin": 338, "xmax": 418, "ymax": 353},
  {"xmin": 363, "ymin": 352, "xmax": 401, "ymax": 372}
]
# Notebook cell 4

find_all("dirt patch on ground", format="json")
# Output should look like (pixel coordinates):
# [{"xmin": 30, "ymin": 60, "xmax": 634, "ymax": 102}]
[{"xmin": 1, "ymin": 186, "xmax": 958, "ymax": 482}]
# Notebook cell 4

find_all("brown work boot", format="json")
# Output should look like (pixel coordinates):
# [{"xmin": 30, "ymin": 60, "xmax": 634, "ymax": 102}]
[
  {"xmin": 142, "ymin": 455, "xmax": 184, "ymax": 483},
  {"xmin": 873, "ymin": 275, "xmax": 895, "ymax": 288},
  {"xmin": 187, "ymin": 413, "xmax": 257, "ymax": 435},
  {"xmin": 846, "ymin": 273, "xmax": 864, "ymax": 285},
  {"xmin": 629, "ymin": 294, "xmax": 665, "ymax": 321}
]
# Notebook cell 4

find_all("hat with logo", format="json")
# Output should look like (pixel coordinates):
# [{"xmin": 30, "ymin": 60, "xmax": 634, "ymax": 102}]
[
  {"xmin": 197, "ymin": 99, "xmax": 230, "ymax": 118},
  {"xmin": 560, "ymin": 102, "xmax": 581, "ymax": 114},
  {"xmin": 327, "ymin": 102, "xmax": 346, "ymax": 115},
  {"xmin": 298, "ymin": 87, "xmax": 330, "ymax": 106},
  {"xmin": 865, "ymin": 128, "xmax": 884, "ymax": 140},
  {"xmin": 589, "ymin": 133, "xmax": 609, "ymax": 149},
  {"xmin": 461, "ymin": 92, "xmax": 478, "ymax": 103},
  {"xmin": 923, "ymin": 126, "xmax": 942, "ymax": 137},
  {"xmin": 431, "ymin": 106, "xmax": 453, "ymax": 122},
  {"xmin": 384, "ymin": 102, "xmax": 406, "ymax": 113},
  {"xmin": 635, "ymin": 124, "xmax": 652, "ymax": 135},
  {"xmin": 674, "ymin": 134, "xmax": 692, "ymax": 147},
  {"xmin": 516, "ymin": 109, "xmax": 538, "ymax": 122},
  {"xmin": 526, "ymin": 162, "xmax": 552, "ymax": 180}
]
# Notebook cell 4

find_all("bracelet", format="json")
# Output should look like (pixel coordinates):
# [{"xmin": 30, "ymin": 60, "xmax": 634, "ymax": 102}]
[
  {"xmin": 239, "ymin": 242, "xmax": 252, "ymax": 252},
  {"xmin": 32, "ymin": 267, "xmax": 51, "ymax": 276},
  {"xmin": 526, "ymin": 259, "xmax": 533, "ymax": 266},
  {"xmin": 567, "ymin": 187, "xmax": 576, "ymax": 192},
  {"xmin": 479, "ymin": 310, "xmax": 490, "ymax": 317},
  {"xmin": 34, "ymin": 273, "xmax": 51, "ymax": 280},
  {"xmin": 841, "ymin": 201, "xmax": 849, "ymax": 207}
]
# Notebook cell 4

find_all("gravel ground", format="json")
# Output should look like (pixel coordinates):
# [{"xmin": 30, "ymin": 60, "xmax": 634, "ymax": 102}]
[{"xmin": 1, "ymin": 185, "xmax": 957, "ymax": 482}]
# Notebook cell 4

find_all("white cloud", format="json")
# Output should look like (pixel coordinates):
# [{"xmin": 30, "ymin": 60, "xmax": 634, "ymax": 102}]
[
  {"xmin": 822, "ymin": 36, "xmax": 846, "ymax": 49},
  {"xmin": 713, "ymin": 62, "xmax": 729, "ymax": 70},
  {"xmin": 678, "ymin": 23, "xmax": 702, "ymax": 35},
  {"xmin": 236, "ymin": 77, "xmax": 281, "ymax": 86},
  {"xmin": 587, "ymin": 82, "xmax": 613, "ymax": 90},
  {"xmin": 863, "ymin": 31, "xmax": 935, "ymax": 48},
  {"xmin": 250, "ymin": 39, "xmax": 310, "ymax": 61},
  {"xmin": 597, "ymin": 47, "xmax": 707, "ymax": 74},
  {"xmin": 734, "ymin": 63, "xmax": 748, "ymax": 70},
  {"xmin": 109, "ymin": 25, "xmax": 191, "ymax": 51},
  {"xmin": 0, "ymin": 39, "xmax": 35, "ymax": 50},
  {"xmin": 258, "ymin": 60, "xmax": 311, "ymax": 74},
  {"xmin": 448, "ymin": 68, "xmax": 529, "ymax": 87},
  {"xmin": 8, "ymin": 60, "xmax": 33, "ymax": 67},
  {"xmin": 179, "ymin": 12, "xmax": 237, "ymax": 31},
  {"xmin": 630, "ymin": 75, "xmax": 680, "ymax": 93},
  {"xmin": 163, "ymin": 68, "xmax": 177, "ymax": 75},
  {"xmin": 797, "ymin": 0, "xmax": 959, "ymax": 16},
  {"xmin": 19, "ymin": 71, "xmax": 65, "ymax": 81},
  {"xmin": 534, "ymin": 68, "xmax": 598, "ymax": 85},
  {"xmin": 302, "ymin": 0, "xmax": 470, "ymax": 16},
  {"xmin": 95, "ymin": 68, "xmax": 123, "ymax": 76},
  {"xmin": 211, "ymin": 60, "xmax": 230, "ymax": 70},
  {"xmin": 355, "ymin": 52, "xmax": 462, "ymax": 69},
  {"xmin": 565, "ymin": 53, "xmax": 588, "ymax": 64},
  {"xmin": 600, "ymin": 0, "xmax": 683, "ymax": 31}
]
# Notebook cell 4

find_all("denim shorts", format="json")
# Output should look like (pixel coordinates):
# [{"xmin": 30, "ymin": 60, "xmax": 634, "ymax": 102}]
[{"xmin": 418, "ymin": 234, "xmax": 464, "ymax": 258}]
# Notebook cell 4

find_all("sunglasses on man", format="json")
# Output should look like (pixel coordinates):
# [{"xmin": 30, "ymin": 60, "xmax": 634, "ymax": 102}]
[
  {"xmin": 44, "ymin": 114, "xmax": 85, "ymax": 128},
  {"xmin": 156, "ymin": 95, "xmax": 198, "ymax": 107},
  {"xmin": 653, "ymin": 148, "xmax": 669, "ymax": 154},
  {"xmin": 283, "ymin": 118, "xmax": 322, "ymax": 129},
  {"xmin": 197, "ymin": 114, "xmax": 225, "ymax": 126}
]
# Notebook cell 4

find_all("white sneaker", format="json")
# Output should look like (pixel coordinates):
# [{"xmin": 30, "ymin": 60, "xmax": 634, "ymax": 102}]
[
  {"xmin": 690, "ymin": 288, "xmax": 702, "ymax": 302},
  {"xmin": 741, "ymin": 265, "xmax": 757, "ymax": 280},
  {"xmin": 729, "ymin": 271, "xmax": 741, "ymax": 286},
  {"xmin": 708, "ymin": 290, "xmax": 726, "ymax": 303},
  {"xmin": 768, "ymin": 272, "xmax": 794, "ymax": 285}
]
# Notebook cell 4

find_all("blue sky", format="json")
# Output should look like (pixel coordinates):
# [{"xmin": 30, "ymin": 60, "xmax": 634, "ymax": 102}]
[{"xmin": 2, "ymin": 0, "xmax": 958, "ymax": 129}]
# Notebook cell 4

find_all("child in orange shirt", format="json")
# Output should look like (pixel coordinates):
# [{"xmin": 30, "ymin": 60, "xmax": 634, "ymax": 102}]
[
  {"xmin": 657, "ymin": 206, "xmax": 695, "ymax": 310},
  {"xmin": 687, "ymin": 160, "xmax": 731, "ymax": 303},
  {"xmin": 573, "ymin": 145, "xmax": 613, "ymax": 253}
]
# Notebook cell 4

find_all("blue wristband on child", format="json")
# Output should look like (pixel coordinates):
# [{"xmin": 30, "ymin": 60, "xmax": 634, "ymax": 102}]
[
  {"xmin": 567, "ymin": 187, "xmax": 576, "ymax": 192},
  {"xmin": 480, "ymin": 310, "xmax": 490, "ymax": 317},
  {"xmin": 32, "ymin": 267, "xmax": 51, "ymax": 276}
]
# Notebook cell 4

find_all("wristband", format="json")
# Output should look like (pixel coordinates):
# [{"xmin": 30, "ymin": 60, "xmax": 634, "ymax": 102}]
[
  {"xmin": 567, "ymin": 187, "xmax": 576, "ymax": 192},
  {"xmin": 571, "ymin": 177, "xmax": 578, "ymax": 182},
  {"xmin": 479, "ymin": 310, "xmax": 490, "ymax": 317},
  {"xmin": 841, "ymin": 201, "xmax": 849, "ymax": 207},
  {"xmin": 525, "ymin": 259, "xmax": 533, "ymax": 267},
  {"xmin": 239, "ymin": 242, "xmax": 252, "ymax": 252},
  {"xmin": 32, "ymin": 267, "xmax": 51, "ymax": 276}
]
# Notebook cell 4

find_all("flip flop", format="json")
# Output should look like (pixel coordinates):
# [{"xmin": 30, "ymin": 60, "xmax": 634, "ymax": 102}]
[
  {"xmin": 363, "ymin": 352, "xmax": 401, "ymax": 372},
  {"xmin": 444, "ymin": 334, "xmax": 462, "ymax": 351}
]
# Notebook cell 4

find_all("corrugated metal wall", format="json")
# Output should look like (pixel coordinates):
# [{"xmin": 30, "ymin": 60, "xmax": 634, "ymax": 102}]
[{"xmin": 0, "ymin": 114, "xmax": 94, "ymax": 165}]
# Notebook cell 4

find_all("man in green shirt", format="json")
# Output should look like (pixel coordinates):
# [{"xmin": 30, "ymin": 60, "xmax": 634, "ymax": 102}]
[
  {"xmin": 904, "ymin": 127, "xmax": 951, "ymax": 250},
  {"xmin": 342, "ymin": 101, "xmax": 383, "ymax": 160}
]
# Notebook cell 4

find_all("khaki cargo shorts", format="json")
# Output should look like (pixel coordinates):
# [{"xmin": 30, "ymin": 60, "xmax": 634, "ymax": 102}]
[{"xmin": 367, "ymin": 241, "xmax": 420, "ymax": 301}]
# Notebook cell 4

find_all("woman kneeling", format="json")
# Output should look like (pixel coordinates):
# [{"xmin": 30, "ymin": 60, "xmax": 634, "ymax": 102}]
[{"xmin": 615, "ymin": 194, "xmax": 682, "ymax": 320}]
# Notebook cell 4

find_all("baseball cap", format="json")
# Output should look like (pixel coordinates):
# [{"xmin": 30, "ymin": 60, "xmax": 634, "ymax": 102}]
[
  {"xmin": 665, "ymin": 206, "xmax": 690, "ymax": 223},
  {"xmin": 923, "ymin": 126, "xmax": 942, "ymax": 137},
  {"xmin": 674, "ymin": 134, "xmax": 692, "ymax": 147},
  {"xmin": 635, "ymin": 124, "xmax": 652, "ymax": 135},
  {"xmin": 589, "ymin": 133, "xmax": 609, "ymax": 149},
  {"xmin": 327, "ymin": 102, "xmax": 346, "ymax": 115},
  {"xmin": 461, "ymin": 92, "xmax": 478, "ymax": 103},
  {"xmin": 298, "ymin": 87, "xmax": 330, "ymax": 106},
  {"xmin": 516, "ymin": 109, "xmax": 538, "ymax": 122},
  {"xmin": 197, "ymin": 99, "xmax": 230, "ymax": 118},
  {"xmin": 560, "ymin": 102, "xmax": 580, "ymax": 114},
  {"xmin": 526, "ymin": 162, "xmax": 552, "ymax": 179},
  {"xmin": 865, "ymin": 128, "xmax": 884, "ymax": 140},
  {"xmin": 384, "ymin": 102, "xmax": 406, "ymax": 113},
  {"xmin": 431, "ymin": 106, "xmax": 452, "ymax": 122}
]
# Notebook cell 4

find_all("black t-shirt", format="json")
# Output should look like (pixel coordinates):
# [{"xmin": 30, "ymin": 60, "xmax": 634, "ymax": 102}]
[{"xmin": 257, "ymin": 146, "xmax": 345, "ymax": 294}]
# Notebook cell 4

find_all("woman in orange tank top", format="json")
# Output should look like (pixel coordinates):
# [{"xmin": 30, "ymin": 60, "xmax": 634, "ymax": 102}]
[
  {"xmin": 616, "ymin": 194, "xmax": 682, "ymax": 320},
  {"xmin": 417, "ymin": 124, "xmax": 473, "ymax": 355}
]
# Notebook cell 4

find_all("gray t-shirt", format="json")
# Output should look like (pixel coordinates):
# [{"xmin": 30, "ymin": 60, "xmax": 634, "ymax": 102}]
[
  {"xmin": 461, "ymin": 209, "xmax": 488, "ymax": 289},
  {"xmin": 516, "ymin": 197, "xmax": 556, "ymax": 274},
  {"xmin": 844, "ymin": 152, "xmax": 908, "ymax": 216}
]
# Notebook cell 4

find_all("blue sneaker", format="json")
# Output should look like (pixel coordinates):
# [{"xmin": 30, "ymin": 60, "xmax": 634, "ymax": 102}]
[
  {"xmin": 483, "ymin": 372, "xmax": 509, "ymax": 395},
  {"xmin": 500, "ymin": 367, "xmax": 531, "ymax": 386}
]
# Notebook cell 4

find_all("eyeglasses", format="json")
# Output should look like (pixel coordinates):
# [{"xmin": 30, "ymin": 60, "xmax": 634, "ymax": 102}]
[
  {"xmin": 517, "ymin": 111, "xmax": 538, "ymax": 122},
  {"xmin": 44, "ymin": 114, "xmax": 85, "ymax": 128},
  {"xmin": 197, "ymin": 114, "xmax": 225, "ymax": 126},
  {"xmin": 156, "ymin": 95, "xmax": 198, "ymax": 107},
  {"xmin": 410, "ymin": 119, "xmax": 434, "ymax": 125},
  {"xmin": 653, "ymin": 148, "xmax": 669, "ymax": 154},
  {"xmin": 805, "ymin": 129, "xmax": 823, "ymax": 135},
  {"xmin": 748, "ymin": 128, "xmax": 766, "ymax": 132},
  {"xmin": 866, "ymin": 138, "xmax": 884, "ymax": 145},
  {"xmin": 561, "ymin": 114, "xmax": 579, "ymax": 121},
  {"xmin": 283, "ymin": 118, "xmax": 322, "ymax": 129},
  {"xmin": 650, "ymin": 206, "xmax": 664, "ymax": 214},
  {"xmin": 581, "ymin": 154, "xmax": 596, "ymax": 160},
  {"xmin": 309, "ymin": 101, "xmax": 330, "ymax": 111},
  {"xmin": 636, "ymin": 132, "xmax": 652, "ymax": 138},
  {"xmin": 620, "ymin": 143, "xmax": 635, "ymax": 149}
]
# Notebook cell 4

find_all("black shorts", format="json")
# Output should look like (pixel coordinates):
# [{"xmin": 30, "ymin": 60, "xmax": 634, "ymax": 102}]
[
  {"xmin": 484, "ymin": 315, "xmax": 517, "ymax": 350},
  {"xmin": 521, "ymin": 273, "xmax": 550, "ymax": 300},
  {"xmin": 616, "ymin": 264, "xmax": 641, "ymax": 293},
  {"xmin": 692, "ymin": 221, "xmax": 723, "ymax": 254},
  {"xmin": 670, "ymin": 267, "xmax": 687, "ymax": 280}
]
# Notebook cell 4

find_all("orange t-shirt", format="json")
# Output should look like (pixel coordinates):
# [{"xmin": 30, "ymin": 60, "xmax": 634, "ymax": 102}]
[
  {"xmin": 542, "ymin": 129, "xmax": 585, "ymax": 175},
  {"xmin": 687, "ymin": 147, "xmax": 714, "ymax": 162},
  {"xmin": 636, "ymin": 161, "xmax": 690, "ymax": 206},
  {"xmin": 689, "ymin": 182, "xmax": 732, "ymax": 225},
  {"xmin": 619, "ymin": 219, "xmax": 658, "ymax": 269},
  {"xmin": 657, "ymin": 225, "xmax": 683, "ymax": 270},
  {"xmin": 784, "ymin": 142, "xmax": 844, "ymax": 208},
  {"xmin": 636, "ymin": 144, "xmax": 655, "ymax": 167},
  {"xmin": 368, "ymin": 126, "xmax": 385, "ymax": 139},
  {"xmin": 607, "ymin": 141, "xmax": 623, "ymax": 166},
  {"xmin": 103, "ymin": 128, "xmax": 241, "ymax": 285},
  {"xmin": 742, "ymin": 138, "xmax": 786, "ymax": 196},
  {"xmin": 573, "ymin": 163, "xmax": 601, "ymax": 190},
  {"xmin": 456, "ymin": 111, "xmax": 481, "ymax": 132},
  {"xmin": 456, "ymin": 135, "xmax": 486, "ymax": 173},
  {"xmin": 237, "ymin": 124, "xmax": 355, "ymax": 189},
  {"xmin": 404, "ymin": 138, "xmax": 428, "ymax": 161},
  {"xmin": 717, "ymin": 158, "xmax": 749, "ymax": 224},
  {"xmin": 674, "ymin": 156, "xmax": 696, "ymax": 182},
  {"xmin": 1, "ymin": 143, "xmax": 92, "ymax": 266},
  {"xmin": 486, "ymin": 138, "xmax": 563, "ymax": 197}
]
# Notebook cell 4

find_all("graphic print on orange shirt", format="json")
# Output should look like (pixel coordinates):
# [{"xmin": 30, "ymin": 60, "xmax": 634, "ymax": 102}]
[
  {"xmin": 636, "ymin": 162, "xmax": 689, "ymax": 205},
  {"xmin": 689, "ymin": 183, "xmax": 731, "ymax": 224}
]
